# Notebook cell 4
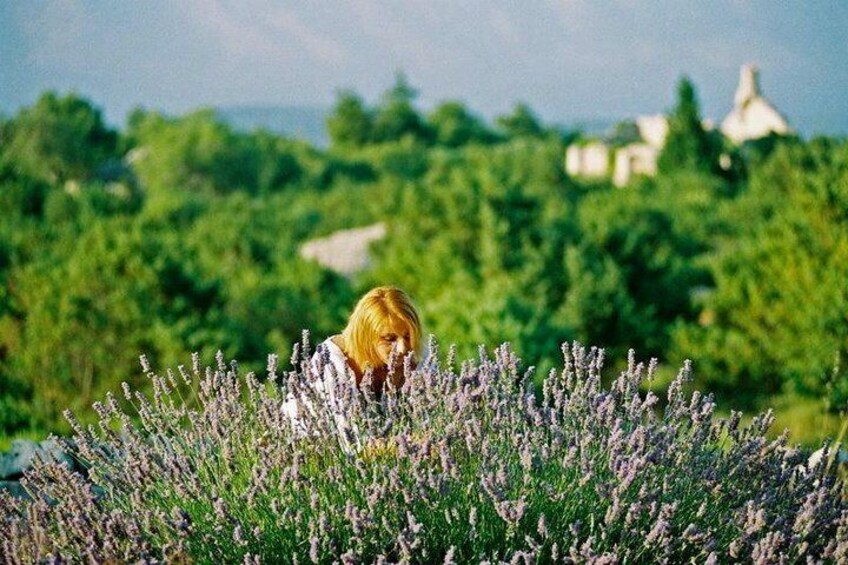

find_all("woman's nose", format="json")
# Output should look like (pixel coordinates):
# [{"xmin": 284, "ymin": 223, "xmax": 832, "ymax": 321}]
[{"xmin": 395, "ymin": 340, "xmax": 408, "ymax": 355}]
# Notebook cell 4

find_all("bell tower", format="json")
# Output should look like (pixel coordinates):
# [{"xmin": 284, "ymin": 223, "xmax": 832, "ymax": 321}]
[{"xmin": 734, "ymin": 64, "xmax": 761, "ymax": 107}]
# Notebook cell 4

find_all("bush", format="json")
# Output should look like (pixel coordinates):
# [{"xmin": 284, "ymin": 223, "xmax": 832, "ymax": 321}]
[{"xmin": 2, "ymin": 339, "xmax": 846, "ymax": 563}]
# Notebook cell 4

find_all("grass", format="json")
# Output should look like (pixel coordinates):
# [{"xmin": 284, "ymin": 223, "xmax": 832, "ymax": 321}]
[{"xmin": 763, "ymin": 393, "xmax": 847, "ymax": 448}]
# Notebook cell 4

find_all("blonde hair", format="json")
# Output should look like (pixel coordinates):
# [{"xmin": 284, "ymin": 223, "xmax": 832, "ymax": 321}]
[{"xmin": 341, "ymin": 286, "xmax": 422, "ymax": 374}]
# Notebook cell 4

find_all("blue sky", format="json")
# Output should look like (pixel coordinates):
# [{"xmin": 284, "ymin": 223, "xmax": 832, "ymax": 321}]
[{"xmin": 2, "ymin": 0, "xmax": 847, "ymax": 135}]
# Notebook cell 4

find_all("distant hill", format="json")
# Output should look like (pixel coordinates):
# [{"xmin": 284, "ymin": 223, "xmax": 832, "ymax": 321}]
[
  {"xmin": 216, "ymin": 105, "xmax": 329, "ymax": 147},
  {"xmin": 216, "ymin": 105, "xmax": 636, "ymax": 148},
  {"xmin": 562, "ymin": 118, "xmax": 619, "ymax": 138}
]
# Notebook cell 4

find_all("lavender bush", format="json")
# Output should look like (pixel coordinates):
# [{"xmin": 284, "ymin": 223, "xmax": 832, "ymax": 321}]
[{"xmin": 2, "ymin": 334, "xmax": 846, "ymax": 563}]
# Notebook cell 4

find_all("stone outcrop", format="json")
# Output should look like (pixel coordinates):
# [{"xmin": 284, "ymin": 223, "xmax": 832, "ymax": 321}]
[
  {"xmin": 300, "ymin": 222, "xmax": 386, "ymax": 278},
  {"xmin": 0, "ymin": 438, "xmax": 76, "ymax": 480},
  {"xmin": 0, "ymin": 438, "xmax": 80, "ymax": 500}
]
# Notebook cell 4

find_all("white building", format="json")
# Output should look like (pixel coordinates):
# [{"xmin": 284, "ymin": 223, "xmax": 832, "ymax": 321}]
[
  {"xmin": 566, "ymin": 64, "xmax": 791, "ymax": 187},
  {"xmin": 610, "ymin": 115, "xmax": 668, "ymax": 186},
  {"xmin": 635, "ymin": 114, "xmax": 668, "ymax": 149},
  {"xmin": 721, "ymin": 64, "xmax": 791, "ymax": 144},
  {"xmin": 612, "ymin": 143, "xmax": 660, "ymax": 187},
  {"xmin": 566, "ymin": 117, "xmax": 667, "ymax": 187},
  {"xmin": 565, "ymin": 142, "xmax": 610, "ymax": 178}
]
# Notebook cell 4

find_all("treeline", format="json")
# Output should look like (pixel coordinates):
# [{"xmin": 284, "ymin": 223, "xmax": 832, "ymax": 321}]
[
  {"xmin": 327, "ymin": 72, "xmax": 564, "ymax": 149},
  {"xmin": 0, "ymin": 76, "xmax": 846, "ymax": 439}
]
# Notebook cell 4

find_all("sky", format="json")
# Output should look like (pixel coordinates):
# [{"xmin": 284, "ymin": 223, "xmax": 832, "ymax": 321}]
[{"xmin": 2, "ymin": 0, "xmax": 847, "ymax": 135}]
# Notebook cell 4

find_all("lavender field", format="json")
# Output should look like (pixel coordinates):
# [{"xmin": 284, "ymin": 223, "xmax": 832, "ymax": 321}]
[{"xmin": 2, "ymin": 336, "xmax": 845, "ymax": 563}]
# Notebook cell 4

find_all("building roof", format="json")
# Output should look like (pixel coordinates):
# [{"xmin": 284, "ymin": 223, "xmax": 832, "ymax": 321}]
[{"xmin": 721, "ymin": 64, "xmax": 791, "ymax": 144}]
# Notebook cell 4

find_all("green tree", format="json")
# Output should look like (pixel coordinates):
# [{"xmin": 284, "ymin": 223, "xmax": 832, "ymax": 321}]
[
  {"xmin": 553, "ymin": 246, "xmax": 641, "ymax": 359},
  {"xmin": 367, "ymin": 139, "xmax": 574, "ymax": 367},
  {"xmin": 253, "ymin": 131, "xmax": 303, "ymax": 193},
  {"xmin": 657, "ymin": 77, "xmax": 721, "ymax": 174},
  {"xmin": 326, "ymin": 90, "xmax": 373, "ymax": 148},
  {"xmin": 427, "ymin": 101, "xmax": 496, "ymax": 147},
  {"xmin": 607, "ymin": 119, "xmax": 641, "ymax": 147},
  {"xmin": 672, "ymin": 140, "xmax": 848, "ymax": 406},
  {"xmin": 495, "ymin": 103, "xmax": 545, "ymax": 139},
  {"xmin": 0, "ymin": 92, "xmax": 118, "ymax": 185},
  {"xmin": 1, "ymin": 219, "xmax": 221, "ymax": 431},
  {"xmin": 372, "ymin": 73, "xmax": 431, "ymax": 143},
  {"xmin": 128, "ymin": 109, "xmax": 270, "ymax": 197}
]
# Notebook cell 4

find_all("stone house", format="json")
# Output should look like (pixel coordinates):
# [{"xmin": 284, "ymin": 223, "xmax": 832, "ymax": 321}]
[
  {"xmin": 565, "ymin": 142, "xmax": 610, "ymax": 179},
  {"xmin": 720, "ymin": 64, "xmax": 791, "ymax": 144},
  {"xmin": 565, "ymin": 64, "xmax": 791, "ymax": 187}
]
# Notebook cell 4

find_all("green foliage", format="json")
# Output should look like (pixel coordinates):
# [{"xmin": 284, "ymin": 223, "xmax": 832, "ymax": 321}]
[
  {"xmin": 128, "ymin": 109, "xmax": 262, "ymax": 196},
  {"xmin": 4, "ymin": 219, "xmax": 217, "ymax": 430},
  {"xmin": 657, "ymin": 77, "xmax": 721, "ymax": 175},
  {"xmin": 427, "ymin": 101, "xmax": 497, "ymax": 147},
  {"xmin": 372, "ymin": 73, "xmax": 432, "ymax": 144},
  {"xmin": 607, "ymin": 119, "xmax": 642, "ymax": 147},
  {"xmin": 495, "ymin": 103, "xmax": 545, "ymax": 139},
  {"xmin": 367, "ymin": 139, "xmax": 576, "ymax": 368},
  {"xmin": 672, "ymin": 140, "xmax": 848, "ymax": 407},
  {"xmin": 127, "ymin": 108, "xmax": 361, "ymax": 200},
  {"xmin": 0, "ymin": 92, "xmax": 118, "ymax": 185},
  {"xmin": 573, "ymin": 173, "xmax": 723, "ymax": 357},
  {"xmin": 1, "ymin": 82, "xmax": 846, "ymax": 449},
  {"xmin": 553, "ymin": 246, "xmax": 642, "ymax": 354},
  {"xmin": 0, "ymin": 164, "xmax": 49, "ymax": 219},
  {"xmin": 252, "ymin": 130, "xmax": 304, "ymax": 193},
  {"xmin": 327, "ymin": 90, "xmax": 373, "ymax": 148}
]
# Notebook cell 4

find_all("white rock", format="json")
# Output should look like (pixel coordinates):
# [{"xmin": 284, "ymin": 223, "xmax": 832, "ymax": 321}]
[
  {"xmin": 0, "ymin": 438, "xmax": 75, "ymax": 480},
  {"xmin": 300, "ymin": 223, "xmax": 386, "ymax": 278}
]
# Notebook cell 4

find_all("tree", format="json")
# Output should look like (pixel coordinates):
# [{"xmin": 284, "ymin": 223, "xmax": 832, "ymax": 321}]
[
  {"xmin": 128, "ymin": 109, "xmax": 263, "ymax": 196},
  {"xmin": 253, "ymin": 131, "xmax": 303, "ymax": 193},
  {"xmin": 607, "ymin": 119, "xmax": 641, "ymax": 147},
  {"xmin": 0, "ymin": 92, "xmax": 118, "ymax": 185},
  {"xmin": 427, "ymin": 101, "xmax": 496, "ymax": 147},
  {"xmin": 367, "ymin": 139, "xmax": 575, "ymax": 368},
  {"xmin": 671, "ymin": 140, "xmax": 848, "ymax": 406},
  {"xmin": 1, "ymin": 219, "xmax": 222, "ymax": 431},
  {"xmin": 372, "ymin": 73, "xmax": 431, "ymax": 143},
  {"xmin": 326, "ymin": 90, "xmax": 373, "ymax": 148},
  {"xmin": 553, "ymin": 245, "xmax": 642, "ymax": 360},
  {"xmin": 657, "ymin": 77, "xmax": 721, "ymax": 174},
  {"xmin": 495, "ymin": 103, "xmax": 545, "ymax": 139}
]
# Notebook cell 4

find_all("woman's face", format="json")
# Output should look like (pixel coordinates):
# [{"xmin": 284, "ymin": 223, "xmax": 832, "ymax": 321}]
[{"xmin": 375, "ymin": 322, "xmax": 412, "ymax": 367}]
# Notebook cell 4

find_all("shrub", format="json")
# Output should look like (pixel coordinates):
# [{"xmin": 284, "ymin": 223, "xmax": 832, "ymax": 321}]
[{"xmin": 1, "ymin": 337, "xmax": 846, "ymax": 563}]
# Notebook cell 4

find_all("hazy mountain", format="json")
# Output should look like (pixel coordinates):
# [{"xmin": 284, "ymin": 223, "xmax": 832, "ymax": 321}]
[
  {"xmin": 216, "ymin": 104, "xmax": 623, "ymax": 148},
  {"xmin": 217, "ymin": 105, "xmax": 329, "ymax": 147}
]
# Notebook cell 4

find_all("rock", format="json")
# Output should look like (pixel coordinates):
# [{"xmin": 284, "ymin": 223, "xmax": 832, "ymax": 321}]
[
  {"xmin": 0, "ymin": 438, "xmax": 76, "ymax": 480},
  {"xmin": 300, "ymin": 222, "xmax": 386, "ymax": 278}
]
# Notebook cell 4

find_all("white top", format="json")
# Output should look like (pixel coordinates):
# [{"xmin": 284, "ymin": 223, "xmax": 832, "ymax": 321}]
[{"xmin": 281, "ymin": 337, "xmax": 364, "ymax": 454}]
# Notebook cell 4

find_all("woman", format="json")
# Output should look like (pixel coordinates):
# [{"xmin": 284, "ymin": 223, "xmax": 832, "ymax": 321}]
[{"xmin": 283, "ymin": 286, "xmax": 422, "ymax": 453}]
